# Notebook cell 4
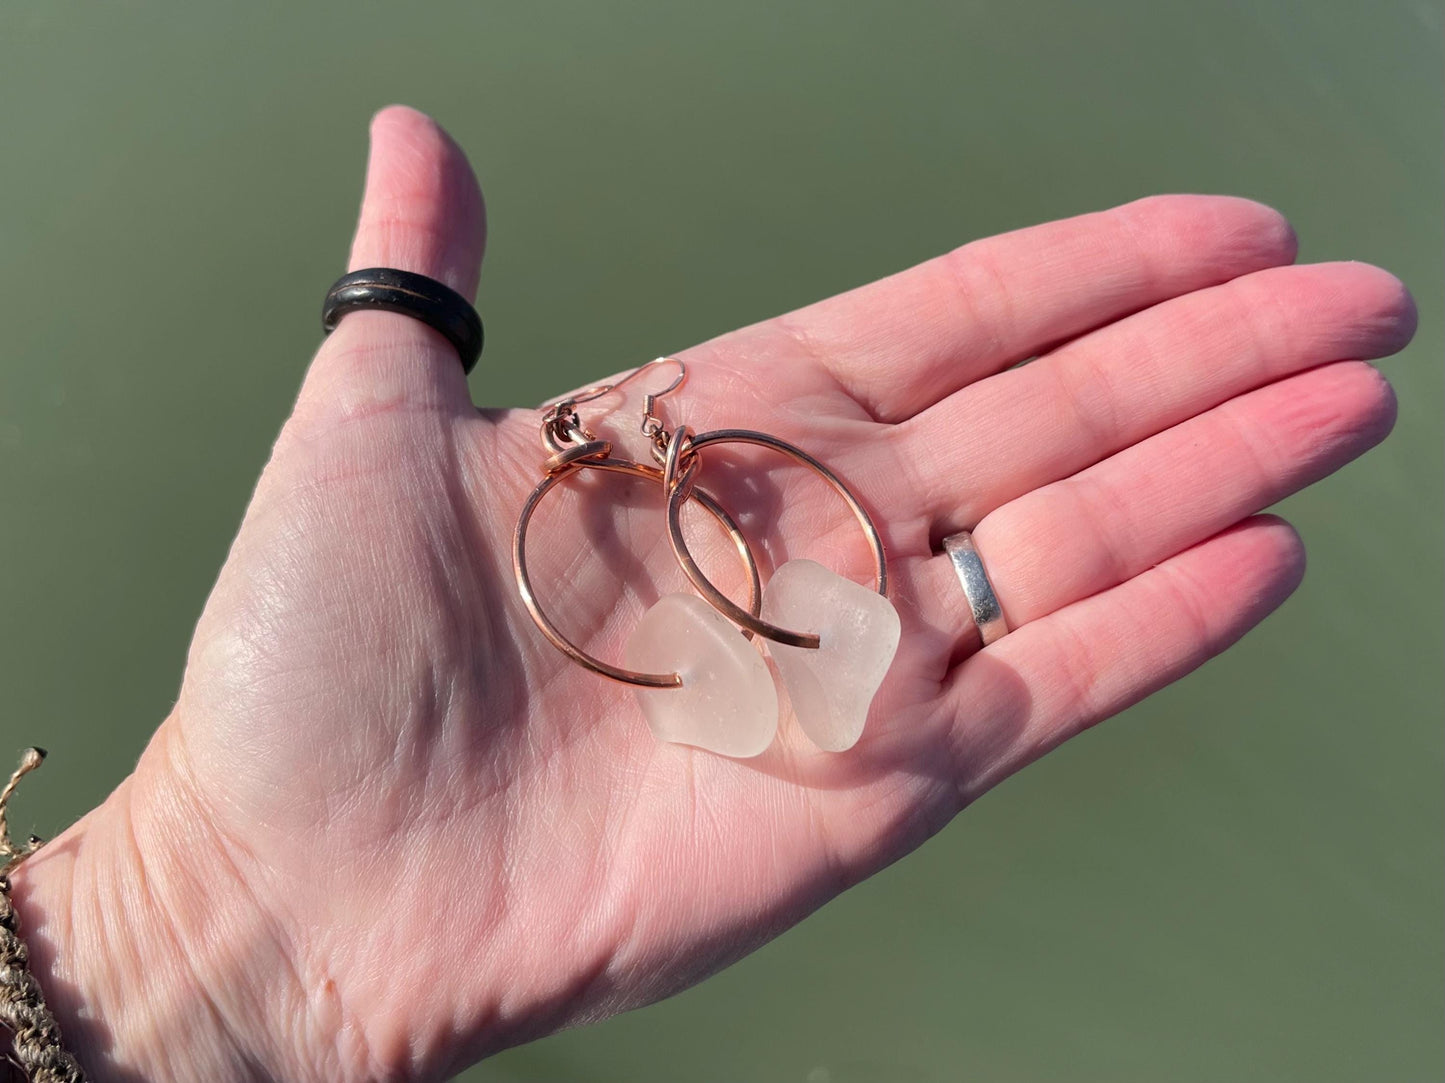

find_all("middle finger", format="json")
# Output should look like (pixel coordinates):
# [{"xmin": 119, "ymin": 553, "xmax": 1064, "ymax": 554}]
[{"xmin": 889, "ymin": 260, "xmax": 1413, "ymax": 538}]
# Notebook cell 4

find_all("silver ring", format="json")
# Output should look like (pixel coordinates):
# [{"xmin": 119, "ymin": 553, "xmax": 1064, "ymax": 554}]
[{"xmin": 942, "ymin": 531, "xmax": 1008, "ymax": 645}]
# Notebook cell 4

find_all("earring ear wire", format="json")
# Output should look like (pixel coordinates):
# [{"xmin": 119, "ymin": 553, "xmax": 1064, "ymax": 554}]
[{"xmin": 539, "ymin": 356, "xmax": 688, "ymax": 454}]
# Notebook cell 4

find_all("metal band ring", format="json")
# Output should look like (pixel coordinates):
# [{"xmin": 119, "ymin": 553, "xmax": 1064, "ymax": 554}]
[
  {"xmin": 322, "ymin": 267, "xmax": 483, "ymax": 374},
  {"xmin": 942, "ymin": 531, "xmax": 1008, "ymax": 646}
]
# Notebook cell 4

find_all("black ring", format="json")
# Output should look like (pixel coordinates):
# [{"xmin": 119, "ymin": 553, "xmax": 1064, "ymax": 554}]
[{"xmin": 322, "ymin": 267, "xmax": 483, "ymax": 374}]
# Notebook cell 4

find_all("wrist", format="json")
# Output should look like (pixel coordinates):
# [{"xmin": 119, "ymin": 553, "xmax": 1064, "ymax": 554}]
[{"xmin": 7, "ymin": 745, "xmax": 305, "ymax": 1083}]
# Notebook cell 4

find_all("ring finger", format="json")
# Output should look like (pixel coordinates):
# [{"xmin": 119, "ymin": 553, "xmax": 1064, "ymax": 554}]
[{"xmin": 901, "ymin": 360, "xmax": 1396, "ymax": 659}]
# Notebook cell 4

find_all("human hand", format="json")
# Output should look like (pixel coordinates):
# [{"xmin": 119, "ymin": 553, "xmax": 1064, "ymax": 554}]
[{"xmin": 11, "ymin": 106, "xmax": 1415, "ymax": 1082}]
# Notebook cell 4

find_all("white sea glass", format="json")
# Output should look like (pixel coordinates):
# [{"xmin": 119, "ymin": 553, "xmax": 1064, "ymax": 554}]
[
  {"xmin": 761, "ymin": 559, "xmax": 901, "ymax": 752},
  {"xmin": 625, "ymin": 593, "xmax": 779, "ymax": 758}
]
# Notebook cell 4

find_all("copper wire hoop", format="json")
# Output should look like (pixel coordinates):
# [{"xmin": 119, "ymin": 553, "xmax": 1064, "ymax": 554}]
[
  {"xmin": 513, "ymin": 453, "xmax": 763, "ymax": 688},
  {"xmin": 662, "ymin": 426, "xmax": 888, "ymax": 650}
]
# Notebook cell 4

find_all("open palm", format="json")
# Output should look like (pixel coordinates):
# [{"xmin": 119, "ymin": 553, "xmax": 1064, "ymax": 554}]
[{"xmin": 20, "ymin": 107, "xmax": 1413, "ymax": 1083}]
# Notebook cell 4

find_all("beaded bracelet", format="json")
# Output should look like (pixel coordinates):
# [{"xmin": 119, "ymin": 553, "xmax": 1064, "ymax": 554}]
[{"xmin": 0, "ymin": 749, "xmax": 87, "ymax": 1083}]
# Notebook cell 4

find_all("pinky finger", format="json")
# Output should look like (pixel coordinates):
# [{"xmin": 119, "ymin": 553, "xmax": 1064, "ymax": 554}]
[{"xmin": 946, "ymin": 515, "xmax": 1306, "ymax": 803}]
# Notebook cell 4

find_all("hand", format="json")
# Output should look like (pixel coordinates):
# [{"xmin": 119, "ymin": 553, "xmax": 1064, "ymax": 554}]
[{"xmin": 11, "ymin": 106, "xmax": 1414, "ymax": 1083}]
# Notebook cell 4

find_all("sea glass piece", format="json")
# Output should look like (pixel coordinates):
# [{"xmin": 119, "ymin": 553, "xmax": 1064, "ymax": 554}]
[
  {"xmin": 625, "ymin": 593, "xmax": 779, "ymax": 758},
  {"xmin": 761, "ymin": 559, "xmax": 901, "ymax": 752}
]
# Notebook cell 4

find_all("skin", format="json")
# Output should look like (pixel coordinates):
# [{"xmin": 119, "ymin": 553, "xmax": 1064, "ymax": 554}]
[{"xmin": 7, "ymin": 105, "xmax": 1415, "ymax": 1083}]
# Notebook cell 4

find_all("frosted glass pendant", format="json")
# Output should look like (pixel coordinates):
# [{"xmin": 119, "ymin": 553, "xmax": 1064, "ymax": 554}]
[
  {"xmin": 761, "ymin": 559, "xmax": 901, "ymax": 752},
  {"xmin": 625, "ymin": 593, "xmax": 779, "ymax": 758}
]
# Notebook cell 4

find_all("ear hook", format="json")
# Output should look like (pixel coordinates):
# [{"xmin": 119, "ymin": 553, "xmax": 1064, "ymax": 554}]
[
  {"xmin": 544, "ymin": 356, "xmax": 688, "ymax": 437},
  {"xmin": 635, "ymin": 356, "xmax": 687, "ymax": 439}
]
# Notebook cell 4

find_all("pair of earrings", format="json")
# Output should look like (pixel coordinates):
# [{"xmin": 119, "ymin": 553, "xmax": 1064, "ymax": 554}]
[{"xmin": 512, "ymin": 357, "xmax": 901, "ymax": 758}]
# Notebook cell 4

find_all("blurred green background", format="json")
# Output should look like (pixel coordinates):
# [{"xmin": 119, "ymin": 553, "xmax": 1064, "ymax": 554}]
[{"xmin": 1, "ymin": 2, "xmax": 1439, "ymax": 1080}]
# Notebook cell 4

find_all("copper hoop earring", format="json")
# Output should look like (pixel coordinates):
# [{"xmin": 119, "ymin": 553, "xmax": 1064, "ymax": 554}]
[
  {"xmin": 514, "ymin": 355, "xmax": 899, "ymax": 758},
  {"xmin": 512, "ymin": 375, "xmax": 762, "ymax": 689},
  {"xmin": 660, "ymin": 425, "xmax": 888, "ymax": 649}
]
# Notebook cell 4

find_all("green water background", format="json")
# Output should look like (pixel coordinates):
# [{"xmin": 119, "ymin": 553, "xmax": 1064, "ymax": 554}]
[{"xmin": 1, "ymin": 2, "xmax": 1439, "ymax": 1080}]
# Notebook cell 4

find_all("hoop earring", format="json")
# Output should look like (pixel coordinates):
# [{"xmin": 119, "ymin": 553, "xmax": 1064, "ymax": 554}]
[
  {"xmin": 513, "ymin": 363, "xmax": 781, "ymax": 758},
  {"xmin": 655, "ymin": 415, "xmax": 901, "ymax": 753},
  {"xmin": 660, "ymin": 426, "xmax": 888, "ymax": 647}
]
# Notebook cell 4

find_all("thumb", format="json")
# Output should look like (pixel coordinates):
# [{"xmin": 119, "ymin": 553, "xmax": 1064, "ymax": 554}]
[{"xmin": 299, "ymin": 105, "xmax": 487, "ymax": 417}]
